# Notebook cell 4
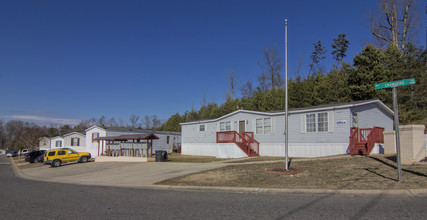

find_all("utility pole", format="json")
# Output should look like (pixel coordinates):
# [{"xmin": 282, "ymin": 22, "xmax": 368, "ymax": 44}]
[{"xmin": 285, "ymin": 19, "xmax": 289, "ymax": 171}]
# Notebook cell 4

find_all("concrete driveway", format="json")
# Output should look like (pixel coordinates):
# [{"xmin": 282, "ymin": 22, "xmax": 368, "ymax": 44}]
[{"xmin": 19, "ymin": 161, "xmax": 228, "ymax": 188}]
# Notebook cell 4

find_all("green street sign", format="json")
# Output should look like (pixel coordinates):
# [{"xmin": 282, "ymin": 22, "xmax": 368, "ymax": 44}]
[{"xmin": 375, "ymin": 78, "xmax": 416, "ymax": 90}]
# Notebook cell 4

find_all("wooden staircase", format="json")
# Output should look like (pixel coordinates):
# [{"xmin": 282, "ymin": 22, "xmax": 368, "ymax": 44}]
[
  {"xmin": 349, "ymin": 127, "xmax": 384, "ymax": 155},
  {"xmin": 216, "ymin": 131, "xmax": 259, "ymax": 156}
]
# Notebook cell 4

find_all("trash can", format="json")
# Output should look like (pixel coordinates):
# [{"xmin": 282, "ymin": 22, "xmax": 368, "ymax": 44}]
[{"xmin": 155, "ymin": 150, "xmax": 167, "ymax": 162}]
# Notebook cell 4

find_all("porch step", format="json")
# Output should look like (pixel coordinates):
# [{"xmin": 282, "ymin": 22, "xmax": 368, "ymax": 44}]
[
  {"xmin": 236, "ymin": 143, "xmax": 259, "ymax": 157},
  {"xmin": 350, "ymin": 142, "xmax": 369, "ymax": 155}
]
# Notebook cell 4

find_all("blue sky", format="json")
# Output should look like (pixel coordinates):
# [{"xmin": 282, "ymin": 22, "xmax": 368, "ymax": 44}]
[{"xmin": 0, "ymin": 0, "xmax": 425, "ymax": 126}]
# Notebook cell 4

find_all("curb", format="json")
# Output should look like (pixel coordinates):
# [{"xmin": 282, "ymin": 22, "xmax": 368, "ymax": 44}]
[{"xmin": 9, "ymin": 158, "xmax": 427, "ymax": 197}]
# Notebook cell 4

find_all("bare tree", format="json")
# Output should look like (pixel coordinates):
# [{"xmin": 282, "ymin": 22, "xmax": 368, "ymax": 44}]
[
  {"xmin": 258, "ymin": 45, "xmax": 284, "ymax": 90},
  {"xmin": 97, "ymin": 115, "xmax": 107, "ymax": 126},
  {"xmin": 240, "ymin": 81, "xmax": 255, "ymax": 98},
  {"xmin": 151, "ymin": 115, "xmax": 161, "ymax": 130},
  {"xmin": 225, "ymin": 70, "xmax": 239, "ymax": 100},
  {"xmin": 370, "ymin": 0, "xmax": 421, "ymax": 50},
  {"xmin": 106, "ymin": 117, "xmax": 117, "ymax": 127},
  {"xmin": 117, "ymin": 117, "xmax": 125, "ymax": 127},
  {"xmin": 143, "ymin": 115, "xmax": 152, "ymax": 129},
  {"xmin": 129, "ymin": 114, "xmax": 140, "ymax": 128}
]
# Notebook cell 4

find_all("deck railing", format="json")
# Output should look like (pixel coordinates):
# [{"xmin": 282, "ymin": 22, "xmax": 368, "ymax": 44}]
[
  {"xmin": 216, "ymin": 131, "xmax": 259, "ymax": 156},
  {"xmin": 349, "ymin": 127, "xmax": 384, "ymax": 155}
]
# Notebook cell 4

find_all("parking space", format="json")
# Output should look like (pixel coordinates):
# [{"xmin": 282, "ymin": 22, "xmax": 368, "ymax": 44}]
[{"xmin": 19, "ymin": 160, "xmax": 228, "ymax": 187}]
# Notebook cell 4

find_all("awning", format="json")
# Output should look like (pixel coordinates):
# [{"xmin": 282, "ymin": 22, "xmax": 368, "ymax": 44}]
[{"xmin": 94, "ymin": 133, "xmax": 160, "ymax": 142}]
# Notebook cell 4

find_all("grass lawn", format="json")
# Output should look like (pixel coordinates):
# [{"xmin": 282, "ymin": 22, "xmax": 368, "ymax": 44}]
[{"xmin": 157, "ymin": 155, "xmax": 427, "ymax": 190}]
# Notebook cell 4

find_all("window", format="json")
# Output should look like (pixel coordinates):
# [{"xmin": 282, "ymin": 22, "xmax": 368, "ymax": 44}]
[
  {"xmin": 48, "ymin": 151, "xmax": 56, "ymax": 156},
  {"xmin": 225, "ymin": 121, "xmax": 231, "ymax": 131},
  {"xmin": 256, "ymin": 119, "xmax": 263, "ymax": 134},
  {"xmin": 92, "ymin": 132, "xmax": 99, "ymax": 142},
  {"xmin": 71, "ymin": 138, "xmax": 80, "ymax": 146},
  {"xmin": 305, "ymin": 112, "xmax": 329, "ymax": 133},
  {"xmin": 220, "ymin": 121, "xmax": 231, "ymax": 131},
  {"xmin": 306, "ymin": 114, "xmax": 316, "ymax": 132},
  {"xmin": 256, "ymin": 118, "xmax": 272, "ymax": 134},
  {"xmin": 67, "ymin": 149, "xmax": 77, "ymax": 154},
  {"xmin": 199, "ymin": 124, "xmax": 205, "ymax": 132},
  {"xmin": 55, "ymin": 140, "xmax": 62, "ymax": 147},
  {"xmin": 43, "ymin": 140, "xmax": 47, "ymax": 146},
  {"xmin": 264, "ymin": 118, "xmax": 271, "ymax": 134},
  {"xmin": 317, "ymin": 113, "xmax": 328, "ymax": 132},
  {"xmin": 58, "ymin": 151, "xmax": 66, "ymax": 156},
  {"xmin": 167, "ymin": 136, "xmax": 170, "ymax": 144}
]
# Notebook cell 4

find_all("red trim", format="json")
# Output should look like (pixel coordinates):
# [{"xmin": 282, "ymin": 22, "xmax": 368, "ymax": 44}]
[
  {"xmin": 216, "ymin": 131, "xmax": 259, "ymax": 156},
  {"xmin": 349, "ymin": 127, "xmax": 384, "ymax": 155}
]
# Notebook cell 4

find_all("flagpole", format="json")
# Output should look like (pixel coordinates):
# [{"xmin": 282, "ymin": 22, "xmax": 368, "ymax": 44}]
[{"xmin": 285, "ymin": 19, "xmax": 289, "ymax": 171}]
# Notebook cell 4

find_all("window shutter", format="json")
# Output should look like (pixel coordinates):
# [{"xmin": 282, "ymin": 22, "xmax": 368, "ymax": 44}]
[
  {"xmin": 328, "ymin": 111, "xmax": 334, "ymax": 132},
  {"xmin": 77, "ymin": 138, "xmax": 80, "ymax": 146},
  {"xmin": 301, "ymin": 115, "xmax": 306, "ymax": 133}
]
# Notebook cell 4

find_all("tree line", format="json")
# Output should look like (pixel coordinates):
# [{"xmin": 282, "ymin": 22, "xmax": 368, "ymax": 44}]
[{"xmin": 159, "ymin": 0, "xmax": 426, "ymax": 132}]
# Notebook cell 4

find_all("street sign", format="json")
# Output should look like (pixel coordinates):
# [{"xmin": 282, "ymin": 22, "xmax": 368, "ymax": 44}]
[
  {"xmin": 375, "ymin": 78, "xmax": 415, "ymax": 90},
  {"xmin": 374, "ymin": 78, "xmax": 416, "ymax": 182}
]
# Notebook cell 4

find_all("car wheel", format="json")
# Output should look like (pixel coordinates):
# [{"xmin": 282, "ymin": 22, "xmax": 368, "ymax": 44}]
[
  {"xmin": 51, "ymin": 160, "xmax": 61, "ymax": 167},
  {"xmin": 80, "ymin": 156, "xmax": 88, "ymax": 163}
]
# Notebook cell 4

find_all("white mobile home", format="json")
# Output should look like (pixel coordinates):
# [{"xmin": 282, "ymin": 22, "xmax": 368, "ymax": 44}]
[
  {"xmin": 50, "ymin": 136, "xmax": 64, "ymax": 149},
  {"xmin": 38, "ymin": 137, "xmax": 51, "ymax": 150},
  {"xmin": 63, "ymin": 132, "xmax": 86, "ymax": 152},
  {"xmin": 180, "ymin": 100, "xmax": 394, "ymax": 158}
]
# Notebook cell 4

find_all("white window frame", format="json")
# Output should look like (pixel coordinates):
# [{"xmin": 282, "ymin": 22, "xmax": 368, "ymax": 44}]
[
  {"xmin": 317, "ymin": 112, "xmax": 328, "ymax": 132},
  {"xmin": 55, "ymin": 140, "xmax": 62, "ymax": 147},
  {"xmin": 304, "ymin": 112, "xmax": 329, "ymax": 133},
  {"xmin": 220, "ymin": 121, "xmax": 231, "ymax": 131},
  {"xmin": 306, "ymin": 113, "xmax": 316, "ymax": 132},
  {"xmin": 71, "ymin": 138, "xmax": 80, "ymax": 146},
  {"xmin": 255, "ymin": 117, "xmax": 272, "ymax": 135},
  {"xmin": 199, "ymin": 124, "xmax": 205, "ymax": 132},
  {"xmin": 92, "ymin": 132, "xmax": 99, "ymax": 143}
]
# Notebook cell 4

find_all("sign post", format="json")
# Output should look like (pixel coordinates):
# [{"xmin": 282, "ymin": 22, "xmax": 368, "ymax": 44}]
[{"xmin": 375, "ymin": 78, "xmax": 415, "ymax": 182}]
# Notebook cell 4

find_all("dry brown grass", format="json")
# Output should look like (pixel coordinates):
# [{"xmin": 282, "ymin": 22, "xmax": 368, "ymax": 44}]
[
  {"xmin": 166, "ymin": 154, "xmax": 227, "ymax": 163},
  {"xmin": 158, "ymin": 155, "xmax": 427, "ymax": 190}
]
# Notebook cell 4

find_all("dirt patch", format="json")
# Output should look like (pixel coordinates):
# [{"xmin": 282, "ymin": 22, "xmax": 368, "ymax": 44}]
[
  {"xmin": 165, "ymin": 154, "xmax": 227, "ymax": 163},
  {"xmin": 157, "ymin": 155, "xmax": 427, "ymax": 190}
]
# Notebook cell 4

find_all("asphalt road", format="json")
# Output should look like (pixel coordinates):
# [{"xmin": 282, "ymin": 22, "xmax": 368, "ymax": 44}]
[{"xmin": 1, "ymin": 155, "xmax": 426, "ymax": 219}]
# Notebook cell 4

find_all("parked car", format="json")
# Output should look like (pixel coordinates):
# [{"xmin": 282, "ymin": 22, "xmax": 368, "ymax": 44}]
[
  {"xmin": 25, "ymin": 150, "xmax": 46, "ymax": 163},
  {"xmin": 44, "ymin": 148, "xmax": 91, "ymax": 167},
  {"xmin": 20, "ymin": 149, "xmax": 30, "ymax": 155},
  {"xmin": 6, "ymin": 151, "xmax": 18, "ymax": 157}
]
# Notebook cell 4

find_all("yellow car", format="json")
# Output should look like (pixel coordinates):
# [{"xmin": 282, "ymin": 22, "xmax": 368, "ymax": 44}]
[{"xmin": 44, "ymin": 148, "xmax": 91, "ymax": 167}]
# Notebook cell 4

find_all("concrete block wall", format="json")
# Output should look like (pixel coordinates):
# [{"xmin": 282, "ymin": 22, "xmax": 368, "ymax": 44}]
[
  {"xmin": 399, "ymin": 125, "xmax": 425, "ymax": 164},
  {"xmin": 383, "ymin": 131, "xmax": 396, "ymax": 154}
]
